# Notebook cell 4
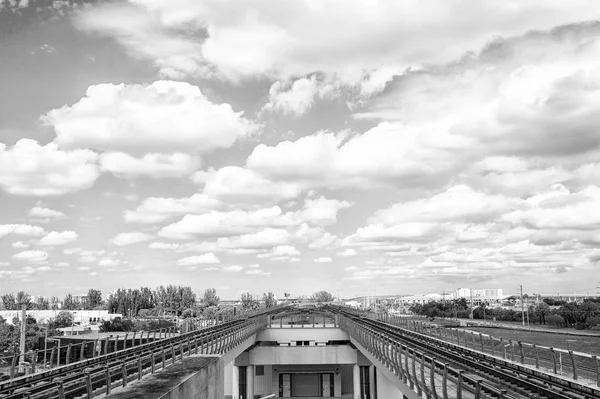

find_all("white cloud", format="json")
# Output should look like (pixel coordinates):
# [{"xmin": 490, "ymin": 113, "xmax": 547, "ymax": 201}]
[
  {"xmin": 0, "ymin": 224, "xmax": 45, "ymax": 239},
  {"xmin": 222, "ymin": 265, "xmax": 243, "ymax": 272},
  {"xmin": 176, "ymin": 253, "xmax": 220, "ymax": 266},
  {"xmin": 37, "ymin": 231, "xmax": 78, "ymax": 246},
  {"xmin": 299, "ymin": 196, "xmax": 352, "ymax": 225},
  {"xmin": 149, "ymin": 242, "xmax": 180, "ymax": 249},
  {"xmin": 337, "ymin": 249, "xmax": 357, "ymax": 257},
  {"xmin": 314, "ymin": 257, "xmax": 333, "ymax": 263},
  {"xmin": 246, "ymin": 268, "xmax": 270, "ymax": 276},
  {"xmin": 28, "ymin": 206, "xmax": 65, "ymax": 219},
  {"xmin": 247, "ymin": 124, "xmax": 468, "ymax": 190},
  {"xmin": 12, "ymin": 241, "xmax": 30, "ymax": 249},
  {"xmin": 217, "ymin": 228, "xmax": 291, "ymax": 250},
  {"xmin": 99, "ymin": 259, "xmax": 120, "ymax": 266},
  {"xmin": 262, "ymin": 75, "xmax": 333, "ymax": 116},
  {"xmin": 110, "ymin": 232, "xmax": 154, "ymax": 246},
  {"xmin": 193, "ymin": 166, "xmax": 301, "ymax": 205},
  {"xmin": 159, "ymin": 207, "xmax": 297, "ymax": 239},
  {"xmin": 77, "ymin": 0, "xmax": 599, "ymax": 88},
  {"xmin": 100, "ymin": 152, "xmax": 200, "ymax": 178},
  {"xmin": 44, "ymin": 81, "xmax": 254, "ymax": 154},
  {"xmin": 257, "ymin": 245, "xmax": 301, "ymax": 262},
  {"xmin": 0, "ymin": 139, "xmax": 99, "ymax": 196},
  {"xmin": 124, "ymin": 194, "xmax": 222, "ymax": 224},
  {"xmin": 13, "ymin": 250, "xmax": 49, "ymax": 263}
]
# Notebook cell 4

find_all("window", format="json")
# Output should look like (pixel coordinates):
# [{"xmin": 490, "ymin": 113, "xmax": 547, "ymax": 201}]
[{"xmin": 255, "ymin": 365, "xmax": 264, "ymax": 376}]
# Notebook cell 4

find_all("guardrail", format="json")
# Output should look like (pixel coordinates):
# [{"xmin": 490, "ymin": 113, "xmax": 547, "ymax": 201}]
[
  {"xmin": 338, "ymin": 314, "xmax": 515, "ymax": 399},
  {"xmin": 0, "ymin": 305, "xmax": 290, "ymax": 398},
  {"xmin": 0, "ymin": 306, "xmax": 288, "ymax": 382},
  {"xmin": 378, "ymin": 313, "xmax": 600, "ymax": 387}
]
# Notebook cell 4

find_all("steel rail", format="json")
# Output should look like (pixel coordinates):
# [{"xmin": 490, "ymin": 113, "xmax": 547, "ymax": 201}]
[
  {"xmin": 0, "ymin": 306, "xmax": 289, "ymax": 399},
  {"xmin": 331, "ymin": 307, "xmax": 599, "ymax": 399}
]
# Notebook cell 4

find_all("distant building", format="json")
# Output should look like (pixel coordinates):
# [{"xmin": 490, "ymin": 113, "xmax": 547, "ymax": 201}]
[
  {"xmin": 0, "ymin": 310, "xmax": 122, "ymax": 325},
  {"xmin": 456, "ymin": 288, "xmax": 504, "ymax": 306}
]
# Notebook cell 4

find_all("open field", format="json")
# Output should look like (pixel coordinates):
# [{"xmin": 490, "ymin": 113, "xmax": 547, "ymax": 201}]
[{"xmin": 465, "ymin": 326, "xmax": 600, "ymax": 355}]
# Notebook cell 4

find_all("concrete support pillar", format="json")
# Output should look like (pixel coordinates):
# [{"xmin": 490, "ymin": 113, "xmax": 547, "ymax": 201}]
[
  {"xmin": 369, "ymin": 365, "xmax": 376, "ymax": 399},
  {"xmin": 232, "ymin": 365, "xmax": 239, "ymax": 399},
  {"xmin": 353, "ymin": 364, "xmax": 361, "ymax": 399},
  {"xmin": 246, "ymin": 365, "xmax": 254, "ymax": 399}
]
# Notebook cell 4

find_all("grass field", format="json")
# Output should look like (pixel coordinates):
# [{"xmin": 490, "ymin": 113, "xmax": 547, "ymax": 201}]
[{"xmin": 465, "ymin": 326, "xmax": 600, "ymax": 355}]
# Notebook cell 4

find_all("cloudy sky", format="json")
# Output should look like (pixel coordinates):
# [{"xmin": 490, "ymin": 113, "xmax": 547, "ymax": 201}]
[{"xmin": 1, "ymin": 0, "xmax": 600, "ymax": 300}]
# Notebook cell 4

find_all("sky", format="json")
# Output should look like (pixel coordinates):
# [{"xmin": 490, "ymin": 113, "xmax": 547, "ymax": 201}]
[{"xmin": 1, "ymin": 0, "xmax": 600, "ymax": 300}]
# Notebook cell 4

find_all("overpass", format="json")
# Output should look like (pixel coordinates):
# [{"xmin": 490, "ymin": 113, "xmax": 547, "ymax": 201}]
[{"xmin": 0, "ymin": 305, "xmax": 598, "ymax": 398}]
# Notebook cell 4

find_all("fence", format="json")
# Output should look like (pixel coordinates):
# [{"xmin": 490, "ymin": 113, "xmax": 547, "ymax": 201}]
[{"xmin": 380, "ymin": 313, "xmax": 600, "ymax": 387}]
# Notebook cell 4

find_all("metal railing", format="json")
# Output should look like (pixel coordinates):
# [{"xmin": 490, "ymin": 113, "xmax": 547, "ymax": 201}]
[
  {"xmin": 339, "ymin": 315, "xmax": 515, "ymax": 399},
  {"xmin": 380, "ymin": 313, "xmax": 600, "ymax": 387},
  {"xmin": 1, "ymin": 305, "xmax": 290, "ymax": 398}
]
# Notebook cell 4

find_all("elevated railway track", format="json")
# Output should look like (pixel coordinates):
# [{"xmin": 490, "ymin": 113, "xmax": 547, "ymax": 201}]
[
  {"xmin": 328, "ymin": 306, "xmax": 600, "ymax": 399},
  {"xmin": 0, "ymin": 306, "xmax": 288, "ymax": 399}
]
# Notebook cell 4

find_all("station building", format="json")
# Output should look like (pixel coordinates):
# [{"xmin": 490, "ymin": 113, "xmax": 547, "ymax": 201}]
[{"xmin": 224, "ymin": 308, "xmax": 391, "ymax": 399}]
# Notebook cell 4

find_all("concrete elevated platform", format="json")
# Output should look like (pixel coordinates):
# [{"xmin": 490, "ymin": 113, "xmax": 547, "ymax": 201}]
[{"xmin": 101, "ymin": 355, "xmax": 222, "ymax": 399}]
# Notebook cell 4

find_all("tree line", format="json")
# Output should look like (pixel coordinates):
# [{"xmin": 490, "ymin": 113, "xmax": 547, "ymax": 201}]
[{"xmin": 408, "ymin": 297, "xmax": 600, "ymax": 330}]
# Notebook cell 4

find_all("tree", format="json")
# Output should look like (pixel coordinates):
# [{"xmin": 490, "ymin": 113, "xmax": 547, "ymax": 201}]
[
  {"xmin": 35, "ymin": 296, "xmax": 50, "ymax": 310},
  {"xmin": 99, "ymin": 317, "xmax": 134, "ymax": 332},
  {"xmin": 263, "ymin": 292, "xmax": 277, "ymax": 308},
  {"xmin": 49, "ymin": 296, "xmax": 60, "ymax": 310},
  {"xmin": 1, "ymin": 293, "xmax": 17, "ymax": 310},
  {"xmin": 240, "ymin": 293, "xmax": 259, "ymax": 310},
  {"xmin": 15, "ymin": 291, "xmax": 32, "ymax": 309},
  {"xmin": 311, "ymin": 291, "xmax": 334, "ymax": 303},
  {"xmin": 534, "ymin": 302, "xmax": 550, "ymax": 325},
  {"xmin": 49, "ymin": 311, "xmax": 74, "ymax": 329},
  {"xmin": 62, "ymin": 293, "xmax": 80, "ymax": 310},
  {"xmin": 201, "ymin": 288, "xmax": 220, "ymax": 308},
  {"xmin": 86, "ymin": 289, "xmax": 103, "ymax": 309}
]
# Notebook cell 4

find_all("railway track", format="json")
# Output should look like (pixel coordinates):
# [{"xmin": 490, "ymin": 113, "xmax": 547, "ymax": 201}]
[
  {"xmin": 0, "ymin": 306, "xmax": 288, "ymax": 399},
  {"xmin": 331, "ymin": 307, "xmax": 599, "ymax": 399}
]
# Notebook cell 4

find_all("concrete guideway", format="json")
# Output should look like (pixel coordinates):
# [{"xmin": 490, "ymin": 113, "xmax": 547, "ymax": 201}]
[
  {"xmin": 0, "ymin": 306, "xmax": 290, "ymax": 399},
  {"xmin": 329, "ymin": 305, "xmax": 600, "ymax": 399}
]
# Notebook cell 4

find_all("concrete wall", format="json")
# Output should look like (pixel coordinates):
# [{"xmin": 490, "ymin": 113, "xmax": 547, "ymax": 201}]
[
  {"xmin": 257, "ymin": 328, "xmax": 350, "ymax": 342},
  {"xmin": 250, "ymin": 346, "xmax": 357, "ymax": 365},
  {"xmin": 104, "ymin": 355, "xmax": 222, "ymax": 399},
  {"xmin": 376, "ymin": 368, "xmax": 404, "ymax": 399}
]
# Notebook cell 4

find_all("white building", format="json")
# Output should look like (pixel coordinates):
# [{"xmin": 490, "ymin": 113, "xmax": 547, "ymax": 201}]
[
  {"xmin": 456, "ymin": 288, "xmax": 504, "ymax": 306},
  {"xmin": 0, "ymin": 310, "xmax": 122, "ymax": 325}
]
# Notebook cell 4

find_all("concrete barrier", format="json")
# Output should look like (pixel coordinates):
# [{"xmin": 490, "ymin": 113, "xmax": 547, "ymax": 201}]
[{"xmin": 101, "ymin": 355, "xmax": 222, "ymax": 399}]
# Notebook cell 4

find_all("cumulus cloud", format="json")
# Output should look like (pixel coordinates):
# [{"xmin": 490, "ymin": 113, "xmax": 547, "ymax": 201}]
[
  {"xmin": 76, "ymin": 0, "xmax": 599, "ymax": 89},
  {"xmin": 247, "ymin": 124, "xmax": 469, "ymax": 190},
  {"xmin": 13, "ymin": 250, "xmax": 49, "ymax": 263},
  {"xmin": 0, "ymin": 224, "xmax": 45, "ymax": 239},
  {"xmin": 193, "ymin": 166, "xmax": 301, "ymax": 206},
  {"xmin": 176, "ymin": 253, "xmax": 220, "ymax": 266},
  {"xmin": 222, "ymin": 265, "xmax": 243, "ymax": 272},
  {"xmin": 256, "ymin": 245, "xmax": 301, "ymax": 262},
  {"xmin": 159, "ymin": 197, "xmax": 348, "ymax": 239},
  {"xmin": 28, "ymin": 206, "xmax": 65, "ymax": 219},
  {"xmin": 110, "ymin": 232, "xmax": 154, "ymax": 246},
  {"xmin": 314, "ymin": 257, "xmax": 333, "ymax": 263},
  {"xmin": 0, "ymin": 139, "xmax": 99, "ymax": 196},
  {"xmin": 149, "ymin": 242, "xmax": 180, "ymax": 249},
  {"xmin": 37, "ymin": 231, "xmax": 78, "ymax": 246},
  {"xmin": 100, "ymin": 152, "xmax": 201, "ymax": 178},
  {"xmin": 262, "ymin": 75, "xmax": 334, "ymax": 116},
  {"xmin": 44, "ymin": 81, "xmax": 254, "ymax": 154},
  {"xmin": 124, "ymin": 194, "xmax": 223, "ymax": 223}
]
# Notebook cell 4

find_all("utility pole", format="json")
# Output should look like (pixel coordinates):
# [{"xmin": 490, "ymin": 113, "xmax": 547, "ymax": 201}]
[
  {"xmin": 470, "ymin": 289, "xmax": 474, "ymax": 320},
  {"xmin": 19, "ymin": 304, "xmax": 26, "ymax": 367},
  {"xmin": 519, "ymin": 285, "xmax": 525, "ymax": 326}
]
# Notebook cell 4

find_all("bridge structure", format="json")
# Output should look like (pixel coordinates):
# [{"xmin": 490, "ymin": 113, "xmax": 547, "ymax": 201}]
[{"xmin": 0, "ymin": 305, "xmax": 598, "ymax": 399}]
